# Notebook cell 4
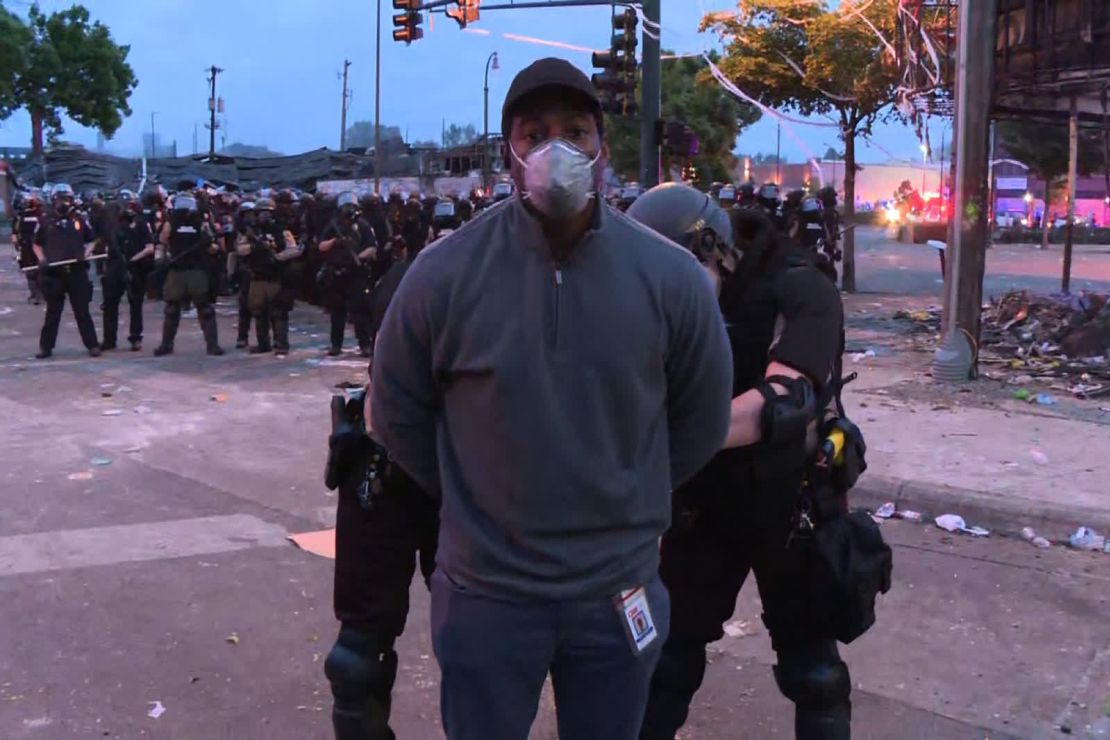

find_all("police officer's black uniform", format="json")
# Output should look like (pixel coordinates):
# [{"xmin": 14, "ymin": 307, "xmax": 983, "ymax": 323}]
[
  {"xmin": 13, "ymin": 197, "xmax": 44, "ymax": 304},
  {"xmin": 33, "ymin": 188, "xmax": 101, "ymax": 359},
  {"xmin": 154, "ymin": 195, "xmax": 224, "ymax": 357},
  {"xmin": 323, "ymin": 252, "xmax": 439, "ymax": 740},
  {"xmin": 319, "ymin": 196, "xmax": 377, "ymax": 357},
  {"xmin": 628, "ymin": 186, "xmax": 854, "ymax": 740},
  {"xmin": 101, "ymin": 206, "xmax": 154, "ymax": 351}
]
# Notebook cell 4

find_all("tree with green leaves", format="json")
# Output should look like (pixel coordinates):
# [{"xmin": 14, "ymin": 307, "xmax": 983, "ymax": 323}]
[
  {"xmin": 703, "ymin": 0, "xmax": 902, "ymax": 291},
  {"xmin": 996, "ymin": 119, "xmax": 1105, "ymax": 250},
  {"xmin": 605, "ymin": 51, "xmax": 759, "ymax": 188},
  {"xmin": 345, "ymin": 120, "xmax": 403, "ymax": 150},
  {"xmin": 443, "ymin": 123, "xmax": 478, "ymax": 149},
  {"xmin": 4, "ymin": 4, "xmax": 137, "ymax": 154},
  {"xmin": 0, "ymin": 4, "xmax": 30, "ymax": 121}
]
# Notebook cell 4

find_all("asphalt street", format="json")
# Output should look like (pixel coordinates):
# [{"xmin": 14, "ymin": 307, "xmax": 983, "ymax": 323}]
[{"xmin": 1, "ymin": 229, "xmax": 1108, "ymax": 739}]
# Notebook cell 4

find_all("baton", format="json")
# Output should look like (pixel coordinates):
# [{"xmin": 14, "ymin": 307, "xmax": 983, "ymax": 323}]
[{"xmin": 22, "ymin": 253, "xmax": 108, "ymax": 273}]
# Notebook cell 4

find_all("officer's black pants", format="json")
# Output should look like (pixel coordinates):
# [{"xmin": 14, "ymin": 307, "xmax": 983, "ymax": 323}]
[
  {"xmin": 327, "ymin": 274, "xmax": 371, "ymax": 351},
  {"xmin": 39, "ymin": 265, "xmax": 99, "ymax": 352},
  {"xmin": 640, "ymin": 500, "xmax": 851, "ymax": 740},
  {"xmin": 236, "ymin": 271, "xmax": 252, "ymax": 342},
  {"xmin": 328, "ymin": 466, "xmax": 438, "ymax": 740},
  {"xmin": 102, "ymin": 264, "xmax": 147, "ymax": 346}
]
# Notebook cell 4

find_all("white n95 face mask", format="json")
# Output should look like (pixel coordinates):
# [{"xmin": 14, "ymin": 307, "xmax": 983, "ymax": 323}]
[{"xmin": 511, "ymin": 138, "xmax": 600, "ymax": 220}]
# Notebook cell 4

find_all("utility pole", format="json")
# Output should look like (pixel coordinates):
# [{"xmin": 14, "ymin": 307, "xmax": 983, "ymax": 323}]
[
  {"xmin": 207, "ymin": 65, "xmax": 223, "ymax": 160},
  {"xmin": 150, "ymin": 112, "xmax": 158, "ymax": 159},
  {"xmin": 193, "ymin": 123, "xmax": 198, "ymax": 155},
  {"xmin": 933, "ymin": 0, "xmax": 998, "ymax": 382},
  {"xmin": 340, "ymin": 59, "xmax": 352, "ymax": 151},
  {"xmin": 639, "ymin": 0, "xmax": 661, "ymax": 188},
  {"xmin": 374, "ymin": 0, "xmax": 382, "ymax": 194},
  {"xmin": 1063, "ymin": 95, "xmax": 1078, "ymax": 294}
]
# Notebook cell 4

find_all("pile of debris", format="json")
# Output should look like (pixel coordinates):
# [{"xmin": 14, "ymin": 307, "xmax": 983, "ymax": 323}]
[{"xmin": 892, "ymin": 291, "xmax": 1110, "ymax": 397}]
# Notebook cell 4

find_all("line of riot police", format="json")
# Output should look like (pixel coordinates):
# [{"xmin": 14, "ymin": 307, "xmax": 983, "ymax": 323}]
[{"xmin": 9, "ymin": 182, "xmax": 497, "ymax": 360}]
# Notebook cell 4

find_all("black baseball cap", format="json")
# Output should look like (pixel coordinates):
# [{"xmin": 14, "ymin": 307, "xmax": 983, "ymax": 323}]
[{"xmin": 501, "ymin": 57, "xmax": 602, "ymax": 139}]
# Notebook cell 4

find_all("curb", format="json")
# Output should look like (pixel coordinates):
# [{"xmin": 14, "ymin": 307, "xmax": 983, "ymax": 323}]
[{"xmin": 851, "ymin": 475, "xmax": 1110, "ymax": 541}]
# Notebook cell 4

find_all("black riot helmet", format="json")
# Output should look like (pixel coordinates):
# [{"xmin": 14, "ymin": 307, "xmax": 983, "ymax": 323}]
[
  {"xmin": 728, "ymin": 206, "xmax": 778, "ymax": 270},
  {"xmin": 757, "ymin": 182, "xmax": 780, "ymax": 209},
  {"xmin": 737, "ymin": 182, "xmax": 756, "ymax": 207},
  {"xmin": 52, "ymin": 183, "xmax": 76, "ymax": 216},
  {"xmin": 337, "ymin": 191, "xmax": 359, "ymax": 222},
  {"xmin": 818, "ymin": 185, "xmax": 838, "ymax": 209},
  {"xmin": 625, "ymin": 182, "xmax": 736, "ymax": 266}
]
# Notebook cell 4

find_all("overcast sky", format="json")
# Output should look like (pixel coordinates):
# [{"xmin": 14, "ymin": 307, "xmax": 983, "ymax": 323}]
[{"xmin": 0, "ymin": 0, "xmax": 946, "ymax": 165}]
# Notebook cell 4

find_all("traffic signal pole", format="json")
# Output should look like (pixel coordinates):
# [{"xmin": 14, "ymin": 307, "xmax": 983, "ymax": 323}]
[{"xmin": 639, "ymin": 0, "xmax": 661, "ymax": 188}]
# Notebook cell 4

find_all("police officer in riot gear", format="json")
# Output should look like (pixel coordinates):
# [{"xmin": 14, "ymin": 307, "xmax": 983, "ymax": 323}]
[
  {"xmin": 236, "ymin": 197, "xmax": 300, "ymax": 356},
  {"xmin": 318, "ymin": 191, "xmax": 377, "ymax": 357},
  {"xmin": 32, "ymin": 184, "xmax": 102, "ymax": 359},
  {"xmin": 154, "ymin": 193, "xmax": 224, "ymax": 356},
  {"xmin": 12, "ymin": 193, "xmax": 45, "ymax": 305},
  {"xmin": 101, "ymin": 199, "xmax": 155, "ymax": 351},
  {"xmin": 233, "ymin": 200, "xmax": 256, "ymax": 349},
  {"xmin": 756, "ymin": 181, "xmax": 783, "ymax": 226},
  {"xmin": 628, "ymin": 183, "xmax": 857, "ymax": 740}
]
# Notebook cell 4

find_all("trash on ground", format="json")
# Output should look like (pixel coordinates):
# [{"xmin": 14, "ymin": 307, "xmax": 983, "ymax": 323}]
[
  {"xmin": 1033, "ymin": 393, "xmax": 1056, "ymax": 405},
  {"xmin": 288, "ymin": 529, "xmax": 336, "ymax": 560},
  {"xmin": 1068, "ymin": 526, "xmax": 1106, "ymax": 552},
  {"xmin": 101, "ymin": 392, "xmax": 112, "ymax": 398},
  {"xmin": 896, "ymin": 510, "xmax": 923, "ymax": 522},
  {"xmin": 723, "ymin": 619, "xmax": 755, "ymax": 638},
  {"xmin": 1029, "ymin": 449, "xmax": 1049, "ymax": 465},
  {"xmin": 874, "ymin": 502, "xmax": 896, "ymax": 519},
  {"xmin": 935, "ymin": 514, "xmax": 966, "ymax": 533},
  {"xmin": 123, "ymin": 446, "xmax": 142, "ymax": 453},
  {"xmin": 1021, "ymin": 526, "xmax": 1037, "ymax": 541},
  {"xmin": 1012, "ymin": 389, "xmax": 1032, "ymax": 401},
  {"xmin": 101, "ymin": 409, "xmax": 124, "ymax": 417},
  {"xmin": 90, "ymin": 457, "xmax": 112, "ymax": 467},
  {"xmin": 133, "ymin": 405, "xmax": 151, "ymax": 415},
  {"xmin": 1033, "ymin": 536, "xmax": 1052, "ymax": 548},
  {"xmin": 934, "ymin": 514, "xmax": 989, "ymax": 536},
  {"xmin": 850, "ymin": 349, "xmax": 878, "ymax": 363},
  {"xmin": 147, "ymin": 700, "xmax": 166, "ymax": 719},
  {"xmin": 210, "ymin": 394, "xmax": 228, "ymax": 403},
  {"xmin": 67, "ymin": 471, "xmax": 93, "ymax": 481},
  {"xmin": 225, "ymin": 633, "xmax": 240, "ymax": 645}
]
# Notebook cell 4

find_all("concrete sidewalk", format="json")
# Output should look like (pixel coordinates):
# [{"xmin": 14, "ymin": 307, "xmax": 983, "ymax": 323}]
[{"xmin": 841, "ymin": 352, "xmax": 1110, "ymax": 540}]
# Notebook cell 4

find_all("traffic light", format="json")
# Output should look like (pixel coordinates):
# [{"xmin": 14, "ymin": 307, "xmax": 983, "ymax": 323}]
[
  {"xmin": 446, "ymin": 0, "xmax": 480, "ymax": 29},
  {"xmin": 392, "ymin": 0, "xmax": 424, "ymax": 44},
  {"xmin": 662, "ymin": 120, "xmax": 699, "ymax": 158},
  {"xmin": 591, "ymin": 7, "xmax": 639, "ymax": 117}
]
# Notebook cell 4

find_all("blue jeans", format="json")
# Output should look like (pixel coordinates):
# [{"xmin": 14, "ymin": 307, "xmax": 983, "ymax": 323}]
[{"xmin": 431, "ymin": 570, "xmax": 670, "ymax": 740}]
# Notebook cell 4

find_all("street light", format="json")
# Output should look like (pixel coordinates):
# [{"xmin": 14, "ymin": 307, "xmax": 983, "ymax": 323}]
[
  {"xmin": 150, "ymin": 111, "xmax": 158, "ymax": 159},
  {"xmin": 483, "ymin": 51, "xmax": 500, "ymax": 195}
]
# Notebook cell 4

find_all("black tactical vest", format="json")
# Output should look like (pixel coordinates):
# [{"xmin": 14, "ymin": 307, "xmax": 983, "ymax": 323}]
[
  {"xmin": 168, "ymin": 215, "xmax": 204, "ymax": 271},
  {"xmin": 38, "ymin": 215, "xmax": 88, "ymax": 265}
]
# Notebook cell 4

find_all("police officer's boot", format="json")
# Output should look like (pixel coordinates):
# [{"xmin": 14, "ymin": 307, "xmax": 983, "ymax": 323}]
[
  {"xmin": 249, "ymin": 313, "xmax": 272, "ymax": 354},
  {"xmin": 774, "ymin": 644, "xmax": 852, "ymax": 740},
  {"xmin": 272, "ymin": 312, "xmax": 290, "ymax": 357},
  {"xmin": 198, "ymin": 304, "xmax": 225, "ymax": 356},
  {"xmin": 154, "ymin": 303, "xmax": 181, "ymax": 356},
  {"xmin": 325, "ymin": 626, "xmax": 399, "ymax": 740},
  {"xmin": 236, "ymin": 314, "xmax": 251, "ymax": 349}
]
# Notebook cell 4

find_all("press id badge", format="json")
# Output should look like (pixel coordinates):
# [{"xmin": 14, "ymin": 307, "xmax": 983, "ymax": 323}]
[{"xmin": 615, "ymin": 586, "xmax": 657, "ymax": 653}]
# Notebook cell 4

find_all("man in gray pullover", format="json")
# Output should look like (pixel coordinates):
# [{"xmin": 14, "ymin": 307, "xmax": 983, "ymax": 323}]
[{"xmin": 370, "ymin": 57, "xmax": 732, "ymax": 740}]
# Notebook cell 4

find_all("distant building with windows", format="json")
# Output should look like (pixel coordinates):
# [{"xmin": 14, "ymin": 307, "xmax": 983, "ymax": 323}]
[{"xmin": 0, "ymin": 147, "xmax": 34, "ymax": 165}]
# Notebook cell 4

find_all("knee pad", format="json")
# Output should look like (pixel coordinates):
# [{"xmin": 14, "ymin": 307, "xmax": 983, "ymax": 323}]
[
  {"xmin": 164, "ymin": 302, "xmax": 182, "ymax": 320},
  {"xmin": 325, "ymin": 628, "xmax": 398, "ymax": 700},
  {"xmin": 773, "ymin": 645, "xmax": 851, "ymax": 710}
]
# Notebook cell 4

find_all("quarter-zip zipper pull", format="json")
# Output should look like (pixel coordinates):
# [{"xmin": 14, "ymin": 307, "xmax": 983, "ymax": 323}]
[{"xmin": 554, "ymin": 268, "xmax": 563, "ymax": 286}]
